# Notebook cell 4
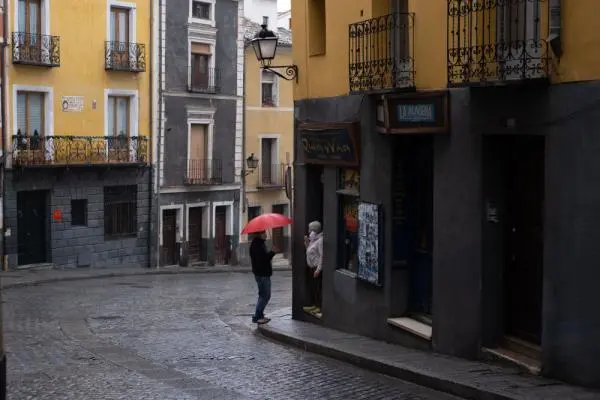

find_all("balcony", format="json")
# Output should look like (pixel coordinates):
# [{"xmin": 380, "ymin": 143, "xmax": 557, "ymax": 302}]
[
  {"xmin": 11, "ymin": 133, "xmax": 149, "ymax": 167},
  {"xmin": 188, "ymin": 68, "xmax": 221, "ymax": 94},
  {"xmin": 447, "ymin": 0, "xmax": 550, "ymax": 86},
  {"xmin": 184, "ymin": 159, "xmax": 223, "ymax": 185},
  {"xmin": 349, "ymin": 12, "xmax": 415, "ymax": 94},
  {"xmin": 105, "ymin": 41, "xmax": 146, "ymax": 72},
  {"xmin": 257, "ymin": 163, "xmax": 285, "ymax": 189},
  {"xmin": 12, "ymin": 32, "xmax": 60, "ymax": 67}
]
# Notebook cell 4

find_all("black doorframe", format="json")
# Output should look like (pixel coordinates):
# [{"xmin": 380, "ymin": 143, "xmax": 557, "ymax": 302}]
[
  {"xmin": 17, "ymin": 190, "xmax": 49, "ymax": 266},
  {"xmin": 482, "ymin": 134, "xmax": 545, "ymax": 349}
]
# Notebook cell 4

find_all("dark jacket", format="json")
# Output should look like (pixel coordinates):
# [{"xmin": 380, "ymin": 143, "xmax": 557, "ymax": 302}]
[{"xmin": 250, "ymin": 236, "xmax": 275, "ymax": 277}]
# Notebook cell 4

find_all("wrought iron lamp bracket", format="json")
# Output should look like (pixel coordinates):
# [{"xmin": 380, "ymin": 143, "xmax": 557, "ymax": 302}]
[{"xmin": 262, "ymin": 65, "xmax": 298, "ymax": 83}]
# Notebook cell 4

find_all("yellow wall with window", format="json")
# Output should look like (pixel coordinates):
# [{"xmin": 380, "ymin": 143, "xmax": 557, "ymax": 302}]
[
  {"xmin": 292, "ymin": 0, "xmax": 600, "ymax": 100},
  {"xmin": 242, "ymin": 45, "xmax": 294, "ymax": 242},
  {"xmin": 6, "ymin": 0, "xmax": 151, "ymax": 145}
]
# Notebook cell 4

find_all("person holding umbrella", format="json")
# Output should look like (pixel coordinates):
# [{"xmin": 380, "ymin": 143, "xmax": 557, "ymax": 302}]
[{"xmin": 242, "ymin": 212, "xmax": 293, "ymax": 324}]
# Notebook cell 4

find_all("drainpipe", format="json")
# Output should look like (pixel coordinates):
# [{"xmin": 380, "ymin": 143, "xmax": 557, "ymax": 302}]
[
  {"xmin": 1, "ymin": 0, "xmax": 7, "ymax": 271},
  {"xmin": 147, "ymin": 0, "xmax": 155, "ymax": 268},
  {"xmin": 548, "ymin": 0, "xmax": 562, "ymax": 58},
  {"xmin": 240, "ymin": 41, "xmax": 247, "ymax": 261},
  {"xmin": 154, "ymin": 0, "xmax": 164, "ymax": 269}
]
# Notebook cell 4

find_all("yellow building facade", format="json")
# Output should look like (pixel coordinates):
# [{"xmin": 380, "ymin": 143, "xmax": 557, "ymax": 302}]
[
  {"xmin": 241, "ymin": 19, "xmax": 293, "ymax": 259},
  {"xmin": 290, "ymin": 0, "xmax": 600, "ymax": 389},
  {"xmin": 4, "ymin": 0, "xmax": 152, "ymax": 270}
]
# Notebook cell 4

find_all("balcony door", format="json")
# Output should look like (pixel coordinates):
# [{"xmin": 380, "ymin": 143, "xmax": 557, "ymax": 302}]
[
  {"xmin": 16, "ymin": 91, "xmax": 46, "ymax": 163},
  {"xmin": 191, "ymin": 43, "xmax": 211, "ymax": 91},
  {"xmin": 110, "ymin": 7, "xmax": 130, "ymax": 68},
  {"xmin": 18, "ymin": 0, "xmax": 42, "ymax": 62},
  {"xmin": 107, "ymin": 96, "xmax": 130, "ymax": 162},
  {"xmin": 261, "ymin": 137, "xmax": 277, "ymax": 186},
  {"xmin": 189, "ymin": 124, "xmax": 209, "ymax": 182},
  {"xmin": 496, "ymin": 0, "xmax": 543, "ymax": 80}
]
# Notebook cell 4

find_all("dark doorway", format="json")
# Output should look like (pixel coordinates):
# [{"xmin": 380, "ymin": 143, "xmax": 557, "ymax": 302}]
[
  {"xmin": 272, "ymin": 204, "xmax": 286, "ymax": 253},
  {"xmin": 499, "ymin": 136, "xmax": 545, "ymax": 345},
  {"xmin": 188, "ymin": 207, "xmax": 205, "ymax": 263},
  {"xmin": 306, "ymin": 165, "xmax": 324, "ymax": 224},
  {"xmin": 392, "ymin": 137, "xmax": 434, "ymax": 318},
  {"xmin": 162, "ymin": 209, "xmax": 178, "ymax": 266},
  {"xmin": 17, "ymin": 191, "xmax": 48, "ymax": 265},
  {"xmin": 214, "ymin": 206, "xmax": 229, "ymax": 265}
]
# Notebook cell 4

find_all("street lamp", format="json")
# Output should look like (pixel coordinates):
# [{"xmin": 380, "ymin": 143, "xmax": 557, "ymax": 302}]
[
  {"xmin": 251, "ymin": 24, "xmax": 298, "ymax": 82},
  {"xmin": 243, "ymin": 153, "xmax": 259, "ymax": 177}
]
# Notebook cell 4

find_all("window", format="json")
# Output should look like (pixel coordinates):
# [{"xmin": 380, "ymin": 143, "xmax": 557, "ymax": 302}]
[
  {"xmin": 190, "ymin": 43, "xmax": 211, "ymax": 90},
  {"xmin": 109, "ymin": 6, "xmax": 130, "ymax": 68},
  {"xmin": 188, "ymin": 124, "xmax": 209, "ymax": 181},
  {"xmin": 107, "ymin": 96, "xmax": 130, "ymax": 153},
  {"xmin": 260, "ymin": 137, "xmax": 278, "ymax": 185},
  {"xmin": 18, "ymin": 0, "xmax": 41, "ymax": 34},
  {"xmin": 261, "ymin": 71, "xmax": 276, "ymax": 107},
  {"xmin": 192, "ymin": 1, "xmax": 211, "ymax": 20},
  {"xmin": 104, "ymin": 185, "xmax": 137, "ymax": 238},
  {"xmin": 337, "ymin": 169, "xmax": 359, "ymax": 272},
  {"xmin": 71, "ymin": 199, "xmax": 88, "ymax": 226},
  {"xmin": 248, "ymin": 206, "xmax": 261, "ymax": 222},
  {"xmin": 16, "ymin": 91, "xmax": 45, "ymax": 138},
  {"xmin": 308, "ymin": 0, "xmax": 326, "ymax": 55}
]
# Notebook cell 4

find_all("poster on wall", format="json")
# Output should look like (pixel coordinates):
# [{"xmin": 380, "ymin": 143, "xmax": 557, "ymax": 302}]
[{"xmin": 356, "ymin": 201, "xmax": 384, "ymax": 287}]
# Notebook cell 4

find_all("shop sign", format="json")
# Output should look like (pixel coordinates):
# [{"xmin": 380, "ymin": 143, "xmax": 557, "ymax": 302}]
[
  {"xmin": 377, "ymin": 91, "xmax": 449, "ymax": 135},
  {"xmin": 299, "ymin": 122, "xmax": 360, "ymax": 166}
]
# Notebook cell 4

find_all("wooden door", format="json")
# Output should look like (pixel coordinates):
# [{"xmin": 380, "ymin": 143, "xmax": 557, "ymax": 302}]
[
  {"xmin": 189, "ymin": 124, "xmax": 208, "ymax": 181},
  {"xmin": 188, "ymin": 207, "xmax": 205, "ymax": 263},
  {"xmin": 110, "ymin": 7, "xmax": 130, "ymax": 67},
  {"xmin": 17, "ymin": 191, "xmax": 47, "ymax": 265},
  {"xmin": 272, "ymin": 204, "xmax": 285, "ymax": 252},
  {"xmin": 261, "ymin": 139, "xmax": 273, "ymax": 184},
  {"xmin": 162, "ymin": 209, "xmax": 177, "ymax": 266},
  {"xmin": 503, "ymin": 136, "xmax": 544, "ymax": 344},
  {"xmin": 214, "ymin": 206, "xmax": 228, "ymax": 265}
]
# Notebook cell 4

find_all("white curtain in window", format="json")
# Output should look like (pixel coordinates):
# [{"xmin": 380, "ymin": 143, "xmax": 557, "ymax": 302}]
[
  {"xmin": 118, "ymin": 12, "xmax": 127, "ymax": 42},
  {"xmin": 28, "ymin": 93, "xmax": 43, "ymax": 135},
  {"xmin": 29, "ymin": 2, "xmax": 39, "ymax": 35},
  {"xmin": 117, "ymin": 98, "xmax": 128, "ymax": 136},
  {"xmin": 16, "ymin": 93, "xmax": 27, "ymax": 134},
  {"xmin": 18, "ymin": 0, "xmax": 26, "ymax": 32},
  {"xmin": 107, "ymin": 97, "xmax": 115, "ymax": 136}
]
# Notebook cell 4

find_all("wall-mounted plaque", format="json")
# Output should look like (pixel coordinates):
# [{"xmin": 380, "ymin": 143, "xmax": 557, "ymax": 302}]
[
  {"xmin": 356, "ymin": 201, "xmax": 384, "ymax": 287},
  {"xmin": 299, "ymin": 122, "xmax": 360, "ymax": 166},
  {"xmin": 61, "ymin": 96, "xmax": 84, "ymax": 112},
  {"xmin": 377, "ymin": 91, "xmax": 449, "ymax": 135}
]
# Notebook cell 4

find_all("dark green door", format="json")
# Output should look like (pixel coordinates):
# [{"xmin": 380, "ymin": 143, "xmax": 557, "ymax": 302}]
[{"xmin": 17, "ymin": 191, "xmax": 47, "ymax": 265}]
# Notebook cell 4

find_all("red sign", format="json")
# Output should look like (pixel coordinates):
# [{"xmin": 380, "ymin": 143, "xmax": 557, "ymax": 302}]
[{"xmin": 52, "ymin": 209, "xmax": 62, "ymax": 221}]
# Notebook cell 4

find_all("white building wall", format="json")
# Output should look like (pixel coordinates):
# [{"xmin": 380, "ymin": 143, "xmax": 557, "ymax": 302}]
[{"xmin": 243, "ymin": 0, "xmax": 278, "ymax": 27}]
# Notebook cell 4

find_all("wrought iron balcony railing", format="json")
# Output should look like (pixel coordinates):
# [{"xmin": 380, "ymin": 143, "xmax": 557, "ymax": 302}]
[
  {"xmin": 188, "ymin": 68, "xmax": 222, "ymax": 94},
  {"xmin": 349, "ymin": 12, "xmax": 415, "ymax": 94},
  {"xmin": 12, "ymin": 32, "xmax": 60, "ymax": 67},
  {"xmin": 105, "ymin": 41, "xmax": 146, "ymax": 72},
  {"xmin": 257, "ymin": 163, "xmax": 286, "ymax": 188},
  {"xmin": 448, "ymin": 0, "xmax": 550, "ymax": 86},
  {"xmin": 11, "ymin": 133, "xmax": 149, "ymax": 167},
  {"xmin": 185, "ymin": 159, "xmax": 223, "ymax": 185}
]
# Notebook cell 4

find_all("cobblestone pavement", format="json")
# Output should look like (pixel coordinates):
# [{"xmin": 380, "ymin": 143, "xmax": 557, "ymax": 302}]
[{"xmin": 4, "ymin": 272, "xmax": 463, "ymax": 399}]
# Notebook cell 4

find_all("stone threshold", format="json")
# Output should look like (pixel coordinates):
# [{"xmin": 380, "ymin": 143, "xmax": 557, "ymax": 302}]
[{"xmin": 387, "ymin": 317, "xmax": 432, "ymax": 341}]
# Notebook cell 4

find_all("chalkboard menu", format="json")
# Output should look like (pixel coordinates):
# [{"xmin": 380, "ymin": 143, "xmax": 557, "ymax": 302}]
[
  {"xmin": 299, "ymin": 122, "xmax": 360, "ymax": 166},
  {"xmin": 357, "ymin": 202, "xmax": 384, "ymax": 286}
]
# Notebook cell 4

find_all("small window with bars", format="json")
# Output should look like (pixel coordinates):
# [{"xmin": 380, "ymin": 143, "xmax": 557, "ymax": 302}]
[
  {"xmin": 192, "ymin": 1, "xmax": 211, "ymax": 20},
  {"xmin": 104, "ymin": 185, "xmax": 137, "ymax": 238}
]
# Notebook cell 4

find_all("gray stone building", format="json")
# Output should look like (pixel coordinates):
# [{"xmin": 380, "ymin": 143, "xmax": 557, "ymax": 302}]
[{"xmin": 155, "ymin": 0, "xmax": 244, "ymax": 266}]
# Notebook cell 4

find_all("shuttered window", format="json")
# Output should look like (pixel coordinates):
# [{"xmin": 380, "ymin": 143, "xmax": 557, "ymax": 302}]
[
  {"xmin": 107, "ymin": 96, "xmax": 130, "ymax": 137},
  {"xmin": 16, "ymin": 91, "xmax": 44, "ymax": 136},
  {"xmin": 18, "ymin": 0, "xmax": 41, "ymax": 34}
]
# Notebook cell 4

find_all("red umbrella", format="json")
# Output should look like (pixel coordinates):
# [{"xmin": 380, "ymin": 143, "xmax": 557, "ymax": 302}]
[{"xmin": 242, "ymin": 213, "xmax": 293, "ymax": 234}]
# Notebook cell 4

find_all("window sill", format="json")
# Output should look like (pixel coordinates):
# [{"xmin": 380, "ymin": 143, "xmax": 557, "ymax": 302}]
[
  {"xmin": 335, "ymin": 268, "xmax": 356, "ymax": 279},
  {"xmin": 309, "ymin": 51, "xmax": 326, "ymax": 57},
  {"xmin": 188, "ymin": 18, "xmax": 216, "ymax": 27}
]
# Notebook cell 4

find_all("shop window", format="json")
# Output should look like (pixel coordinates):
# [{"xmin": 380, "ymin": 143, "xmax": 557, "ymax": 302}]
[
  {"xmin": 71, "ymin": 199, "xmax": 88, "ymax": 226},
  {"xmin": 104, "ymin": 185, "xmax": 137, "ymax": 239},
  {"xmin": 337, "ymin": 168, "xmax": 359, "ymax": 272}
]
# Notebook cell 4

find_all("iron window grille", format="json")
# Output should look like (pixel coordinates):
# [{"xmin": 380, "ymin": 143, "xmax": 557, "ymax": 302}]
[{"xmin": 104, "ymin": 185, "xmax": 137, "ymax": 239}]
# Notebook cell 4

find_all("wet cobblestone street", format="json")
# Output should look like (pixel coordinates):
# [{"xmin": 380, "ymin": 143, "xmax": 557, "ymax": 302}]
[{"xmin": 3, "ymin": 272, "xmax": 462, "ymax": 399}]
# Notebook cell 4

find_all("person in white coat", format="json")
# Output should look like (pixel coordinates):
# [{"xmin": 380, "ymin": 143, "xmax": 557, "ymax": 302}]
[{"xmin": 303, "ymin": 221, "xmax": 323, "ymax": 315}]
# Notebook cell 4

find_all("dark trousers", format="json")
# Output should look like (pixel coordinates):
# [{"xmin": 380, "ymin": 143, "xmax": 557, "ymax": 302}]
[
  {"xmin": 254, "ymin": 275, "xmax": 271, "ymax": 320},
  {"xmin": 307, "ymin": 267, "xmax": 322, "ymax": 307}
]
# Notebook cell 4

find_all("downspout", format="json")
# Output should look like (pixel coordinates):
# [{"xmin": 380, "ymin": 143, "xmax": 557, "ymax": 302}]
[
  {"xmin": 154, "ymin": 0, "xmax": 164, "ymax": 268},
  {"xmin": 147, "ymin": 0, "xmax": 155, "ymax": 268},
  {"xmin": 240, "ymin": 40, "xmax": 247, "ymax": 260},
  {"xmin": 1, "ymin": 0, "xmax": 8, "ymax": 271}
]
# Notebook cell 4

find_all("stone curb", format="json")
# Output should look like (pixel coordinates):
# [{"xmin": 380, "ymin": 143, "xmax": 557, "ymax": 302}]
[
  {"xmin": 258, "ymin": 322, "xmax": 515, "ymax": 400},
  {"xmin": 1, "ymin": 266, "xmax": 291, "ymax": 290}
]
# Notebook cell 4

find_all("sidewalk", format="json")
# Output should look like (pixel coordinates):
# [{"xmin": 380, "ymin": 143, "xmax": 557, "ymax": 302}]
[
  {"xmin": 258, "ymin": 313, "xmax": 600, "ymax": 400},
  {"xmin": 0, "ymin": 262, "xmax": 291, "ymax": 290}
]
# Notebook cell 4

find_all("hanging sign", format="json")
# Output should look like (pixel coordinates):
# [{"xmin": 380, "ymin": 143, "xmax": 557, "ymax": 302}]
[
  {"xmin": 377, "ymin": 91, "xmax": 449, "ymax": 134},
  {"xmin": 299, "ymin": 122, "xmax": 360, "ymax": 166}
]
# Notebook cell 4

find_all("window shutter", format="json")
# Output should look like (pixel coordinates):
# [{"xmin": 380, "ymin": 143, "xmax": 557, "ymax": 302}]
[
  {"xmin": 107, "ymin": 97, "xmax": 115, "ymax": 136},
  {"xmin": 16, "ymin": 93, "xmax": 27, "ymax": 134},
  {"xmin": 18, "ymin": 0, "xmax": 26, "ymax": 32},
  {"xmin": 117, "ymin": 97, "xmax": 128, "ymax": 136},
  {"xmin": 191, "ymin": 43, "xmax": 211, "ymax": 55},
  {"xmin": 28, "ymin": 93, "xmax": 43, "ymax": 136}
]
